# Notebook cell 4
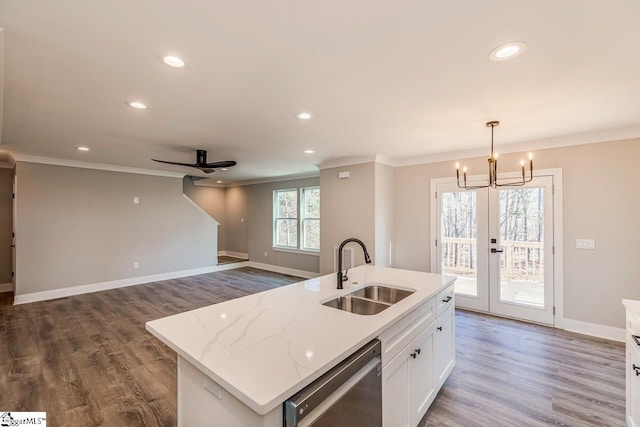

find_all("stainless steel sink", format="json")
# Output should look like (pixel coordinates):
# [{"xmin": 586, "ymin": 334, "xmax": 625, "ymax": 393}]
[
  {"xmin": 322, "ymin": 284, "xmax": 414, "ymax": 315},
  {"xmin": 350, "ymin": 284, "xmax": 414, "ymax": 305}
]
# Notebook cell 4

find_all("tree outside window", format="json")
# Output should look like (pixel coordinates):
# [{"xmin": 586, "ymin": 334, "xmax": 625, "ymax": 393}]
[{"xmin": 273, "ymin": 187, "xmax": 320, "ymax": 251}]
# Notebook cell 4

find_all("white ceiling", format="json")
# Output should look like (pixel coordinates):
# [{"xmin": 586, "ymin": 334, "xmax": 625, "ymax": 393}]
[{"xmin": 0, "ymin": 0, "xmax": 639, "ymax": 182}]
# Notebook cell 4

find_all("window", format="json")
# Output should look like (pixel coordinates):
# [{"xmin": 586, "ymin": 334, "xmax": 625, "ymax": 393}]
[
  {"xmin": 301, "ymin": 187, "xmax": 320, "ymax": 251},
  {"xmin": 274, "ymin": 189, "xmax": 298, "ymax": 248},
  {"xmin": 273, "ymin": 187, "xmax": 320, "ymax": 251}
]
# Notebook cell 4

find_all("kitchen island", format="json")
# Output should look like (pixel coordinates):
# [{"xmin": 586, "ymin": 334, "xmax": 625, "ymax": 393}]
[{"xmin": 146, "ymin": 265, "xmax": 456, "ymax": 427}]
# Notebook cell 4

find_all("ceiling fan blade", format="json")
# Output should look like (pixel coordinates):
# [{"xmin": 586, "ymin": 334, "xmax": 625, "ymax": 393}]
[
  {"xmin": 202, "ymin": 160, "xmax": 237, "ymax": 168},
  {"xmin": 152, "ymin": 159, "xmax": 198, "ymax": 167}
]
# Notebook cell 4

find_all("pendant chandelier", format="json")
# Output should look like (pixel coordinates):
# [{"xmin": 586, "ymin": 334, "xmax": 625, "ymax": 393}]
[{"xmin": 456, "ymin": 121, "xmax": 533, "ymax": 190}]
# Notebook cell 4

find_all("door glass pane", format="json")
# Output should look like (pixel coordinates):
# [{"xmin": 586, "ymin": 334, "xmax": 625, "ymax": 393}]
[
  {"xmin": 498, "ymin": 187, "xmax": 544, "ymax": 307},
  {"xmin": 441, "ymin": 191, "xmax": 478, "ymax": 297}
]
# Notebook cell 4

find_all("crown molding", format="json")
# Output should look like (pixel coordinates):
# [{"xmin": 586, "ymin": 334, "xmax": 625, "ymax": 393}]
[
  {"xmin": 226, "ymin": 171, "xmax": 320, "ymax": 187},
  {"xmin": 11, "ymin": 153, "xmax": 186, "ymax": 178},
  {"xmin": 392, "ymin": 125, "xmax": 640, "ymax": 167}
]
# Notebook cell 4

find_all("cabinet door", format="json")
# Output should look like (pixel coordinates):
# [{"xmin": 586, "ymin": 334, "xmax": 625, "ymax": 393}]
[
  {"xmin": 434, "ymin": 308, "xmax": 455, "ymax": 387},
  {"xmin": 409, "ymin": 327, "xmax": 435, "ymax": 427},
  {"xmin": 630, "ymin": 344, "xmax": 640, "ymax": 427},
  {"xmin": 383, "ymin": 348, "xmax": 410, "ymax": 427}
]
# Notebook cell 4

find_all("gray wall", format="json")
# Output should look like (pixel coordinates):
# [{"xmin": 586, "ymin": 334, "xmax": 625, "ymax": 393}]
[
  {"xmin": 245, "ymin": 177, "xmax": 320, "ymax": 273},
  {"xmin": 320, "ymin": 163, "xmax": 376, "ymax": 274},
  {"xmin": 225, "ymin": 186, "xmax": 249, "ymax": 254},
  {"xmin": 15, "ymin": 162, "xmax": 218, "ymax": 295},
  {"xmin": 393, "ymin": 138, "xmax": 640, "ymax": 329},
  {"xmin": 0, "ymin": 168, "xmax": 13, "ymax": 283},
  {"xmin": 183, "ymin": 177, "xmax": 226, "ymax": 250}
]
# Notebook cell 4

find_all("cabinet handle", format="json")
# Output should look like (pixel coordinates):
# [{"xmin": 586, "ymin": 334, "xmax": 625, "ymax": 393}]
[
  {"xmin": 415, "ymin": 348, "xmax": 421, "ymax": 355},
  {"xmin": 437, "ymin": 326, "xmax": 443, "ymax": 331},
  {"xmin": 633, "ymin": 335, "xmax": 640, "ymax": 346},
  {"xmin": 442, "ymin": 296, "xmax": 452, "ymax": 303},
  {"xmin": 634, "ymin": 364, "xmax": 640, "ymax": 376},
  {"xmin": 410, "ymin": 352, "xmax": 417, "ymax": 359}
]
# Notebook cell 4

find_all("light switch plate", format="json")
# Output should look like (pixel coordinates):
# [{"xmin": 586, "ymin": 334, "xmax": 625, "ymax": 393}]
[
  {"xmin": 576, "ymin": 239, "xmax": 595, "ymax": 250},
  {"xmin": 133, "ymin": 197, "xmax": 139, "ymax": 204}
]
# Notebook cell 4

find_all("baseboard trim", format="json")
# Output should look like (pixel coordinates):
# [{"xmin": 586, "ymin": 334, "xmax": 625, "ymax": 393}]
[
  {"xmin": 247, "ymin": 261, "xmax": 318, "ymax": 279},
  {"xmin": 0, "ymin": 282, "xmax": 12, "ymax": 293},
  {"xmin": 217, "ymin": 250, "xmax": 249, "ymax": 259},
  {"xmin": 13, "ymin": 263, "xmax": 249, "ymax": 305},
  {"xmin": 563, "ymin": 318, "xmax": 625, "ymax": 342}
]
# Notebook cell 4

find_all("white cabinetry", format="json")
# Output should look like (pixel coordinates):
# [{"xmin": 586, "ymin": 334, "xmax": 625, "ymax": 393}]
[
  {"xmin": 434, "ymin": 308, "xmax": 455, "ymax": 387},
  {"xmin": 625, "ymin": 301, "xmax": 640, "ymax": 427},
  {"xmin": 382, "ymin": 288, "xmax": 455, "ymax": 427}
]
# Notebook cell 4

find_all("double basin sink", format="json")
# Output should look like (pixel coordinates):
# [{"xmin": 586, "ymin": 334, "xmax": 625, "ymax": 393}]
[{"xmin": 323, "ymin": 284, "xmax": 414, "ymax": 315}]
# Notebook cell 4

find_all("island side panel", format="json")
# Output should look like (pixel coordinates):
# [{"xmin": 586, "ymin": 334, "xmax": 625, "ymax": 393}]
[{"xmin": 178, "ymin": 356, "xmax": 281, "ymax": 427}]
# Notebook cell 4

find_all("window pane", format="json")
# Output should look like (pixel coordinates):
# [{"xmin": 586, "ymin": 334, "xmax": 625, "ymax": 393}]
[
  {"xmin": 441, "ymin": 191, "xmax": 478, "ymax": 297},
  {"xmin": 277, "ymin": 191, "xmax": 297, "ymax": 218},
  {"xmin": 498, "ymin": 187, "xmax": 545, "ymax": 307},
  {"xmin": 303, "ymin": 219, "xmax": 320, "ymax": 250},
  {"xmin": 276, "ymin": 219, "xmax": 298, "ymax": 247},
  {"xmin": 304, "ymin": 188, "xmax": 320, "ymax": 218}
]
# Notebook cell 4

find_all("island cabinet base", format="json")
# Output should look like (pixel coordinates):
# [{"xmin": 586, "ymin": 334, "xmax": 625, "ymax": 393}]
[
  {"xmin": 380, "ymin": 287, "xmax": 455, "ymax": 427},
  {"xmin": 178, "ymin": 357, "xmax": 281, "ymax": 427}
]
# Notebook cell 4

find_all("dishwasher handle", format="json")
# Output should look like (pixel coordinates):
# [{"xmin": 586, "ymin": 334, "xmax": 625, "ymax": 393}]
[
  {"xmin": 296, "ymin": 358, "xmax": 380, "ymax": 427},
  {"xmin": 284, "ymin": 338, "xmax": 381, "ymax": 426}
]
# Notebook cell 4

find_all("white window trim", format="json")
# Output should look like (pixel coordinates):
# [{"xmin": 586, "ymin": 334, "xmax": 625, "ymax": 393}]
[
  {"xmin": 272, "ymin": 186, "xmax": 321, "ymax": 252},
  {"xmin": 300, "ymin": 186, "xmax": 320, "ymax": 252},
  {"xmin": 273, "ymin": 188, "xmax": 298, "ymax": 249}
]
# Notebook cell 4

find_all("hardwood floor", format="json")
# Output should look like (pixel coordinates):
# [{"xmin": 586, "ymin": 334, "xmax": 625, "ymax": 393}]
[
  {"xmin": 217, "ymin": 255, "xmax": 248, "ymax": 265},
  {"xmin": 1, "ymin": 270, "xmax": 626, "ymax": 426},
  {"xmin": 0, "ymin": 268, "xmax": 299, "ymax": 426},
  {"xmin": 422, "ymin": 310, "xmax": 625, "ymax": 426}
]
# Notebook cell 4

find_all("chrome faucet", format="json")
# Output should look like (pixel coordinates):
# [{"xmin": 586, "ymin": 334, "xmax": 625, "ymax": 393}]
[{"xmin": 337, "ymin": 238, "xmax": 372, "ymax": 289}]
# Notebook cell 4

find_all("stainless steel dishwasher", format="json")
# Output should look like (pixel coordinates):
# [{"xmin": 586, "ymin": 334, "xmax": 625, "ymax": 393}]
[{"xmin": 284, "ymin": 338, "xmax": 382, "ymax": 427}]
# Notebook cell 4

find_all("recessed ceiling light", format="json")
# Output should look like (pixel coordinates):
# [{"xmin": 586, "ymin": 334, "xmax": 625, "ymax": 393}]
[
  {"xmin": 220, "ymin": 168, "xmax": 228, "ymax": 171},
  {"xmin": 304, "ymin": 149, "xmax": 315, "ymax": 154},
  {"xmin": 296, "ymin": 112, "xmax": 312, "ymax": 120},
  {"xmin": 77, "ymin": 146, "xmax": 90, "ymax": 151},
  {"xmin": 127, "ymin": 101, "xmax": 148, "ymax": 109},
  {"xmin": 216, "ymin": 180, "xmax": 222, "ymax": 184},
  {"xmin": 489, "ymin": 41, "xmax": 527, "ymax": 61},
  {"xmin": 163, "ymin": 56, "xmax": 185, "ymax": 68}
]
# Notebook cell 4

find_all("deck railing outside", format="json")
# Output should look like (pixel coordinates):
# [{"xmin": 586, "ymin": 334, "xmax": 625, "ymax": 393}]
[{"xmin": 441, "ymin": 237, "xmax": 543, "ymax": 281}]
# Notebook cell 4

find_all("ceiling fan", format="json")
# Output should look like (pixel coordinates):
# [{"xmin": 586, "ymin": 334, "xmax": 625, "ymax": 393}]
[{"xmin": 152, "ymin": 149, "xmax": 237, "ymax": 174}]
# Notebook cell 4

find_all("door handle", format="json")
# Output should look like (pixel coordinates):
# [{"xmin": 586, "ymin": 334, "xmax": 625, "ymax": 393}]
[{"xmin": 491, "ymin": 248, "xmax": 503, "ymax": 253}]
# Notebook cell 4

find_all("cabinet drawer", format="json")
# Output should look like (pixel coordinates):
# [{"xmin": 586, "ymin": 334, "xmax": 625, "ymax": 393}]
[
  {"xmin": 379, "ymin": 298, "xmax": 435, "ymax": 367},
  {"xmin": 435, "ymin": 285, "xmax": 455, "ymax": 316}
]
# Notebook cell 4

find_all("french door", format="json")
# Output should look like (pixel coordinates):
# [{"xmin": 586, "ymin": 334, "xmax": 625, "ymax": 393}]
[{"xmin": 434, "ymin": 175, "xmax": 555, "ymax": 325}]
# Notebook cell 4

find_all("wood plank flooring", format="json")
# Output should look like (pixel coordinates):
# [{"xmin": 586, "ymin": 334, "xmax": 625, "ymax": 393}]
[
  {"xmin": 0, "ymin": 268, "xmax": 299, "ymax": 426},
  {"xmin": 0, "ymin": 269, "xmax": 626, "ymax": 426},
  {"xmin": 422, "ymin": 310, "xmax": 625, "ymax": 426}
]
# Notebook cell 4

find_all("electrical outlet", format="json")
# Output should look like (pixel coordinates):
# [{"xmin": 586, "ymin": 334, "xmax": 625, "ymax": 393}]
[
  {"xmin": 264, "ymin": 251, "xmax": 268, "ymax": 257},
  {"xmin": 204, "ymin": 379, "xmax": 223, "ymax": 399},
  {"xmin": 133, "ymin": 197, "xmax": 139, "ymax": 204},
  {"xmin": 576, "ymin": 239, "xmax": 595, "ymax": 250},
  {"xmin": 133, "ymin": 262, "xmax": 139, "ymax": 269},
  {"xmin": 240, "ymin": 218, "xmax": 245, "ymax": 223}
]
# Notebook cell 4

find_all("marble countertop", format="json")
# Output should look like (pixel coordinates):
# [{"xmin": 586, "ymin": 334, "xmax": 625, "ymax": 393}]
[{"xmin": 146, "ymin": 265, "xmax": 455, "ymax": 415}]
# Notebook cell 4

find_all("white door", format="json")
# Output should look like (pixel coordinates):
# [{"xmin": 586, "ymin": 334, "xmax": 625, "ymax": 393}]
[
  {"xmin": 434, "ymin": 182, "xmax": 489, "ymax": 312},
  {"xmin": 434, "ymin": 175, "xmax": 556, "ymax": 325}
]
